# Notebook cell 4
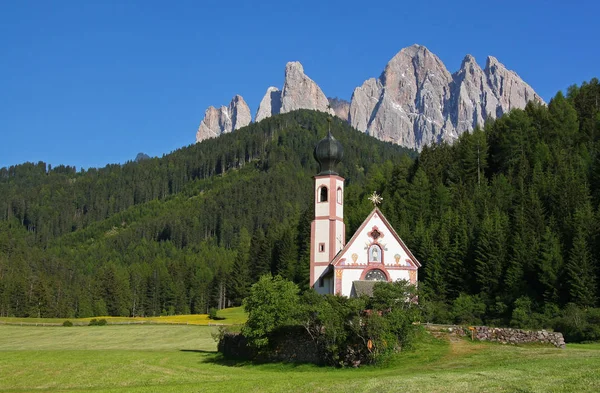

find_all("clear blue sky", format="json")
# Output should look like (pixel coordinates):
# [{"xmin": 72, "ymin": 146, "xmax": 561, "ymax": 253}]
[{"xmin": 1, "ymin": 0, "xmax": 598, "ymax": 170}]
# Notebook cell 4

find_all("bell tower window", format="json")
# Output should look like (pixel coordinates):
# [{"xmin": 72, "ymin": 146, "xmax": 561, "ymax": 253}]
[
  {"xmin": 337, "ymin": 187, "xmax": 342, "ymax": 204},
  {"xmin": 319, "ymin": 186, "xmax": 328, "ymax": 202}
]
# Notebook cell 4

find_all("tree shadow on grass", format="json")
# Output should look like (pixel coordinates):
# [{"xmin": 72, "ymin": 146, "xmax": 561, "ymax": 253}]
[
  {"xmin": 180, "ymin": 349, "xmax": 324, "ymax": 369},
  {"xmin": 180, "ymin": 349, "xmax": 217, "ymax": 354},
  {"xmin": 180, "ymin": 349, "xmax": 256, "ymax": 367}
]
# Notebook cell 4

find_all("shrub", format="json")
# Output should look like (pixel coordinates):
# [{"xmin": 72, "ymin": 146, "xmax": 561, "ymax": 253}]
[
  {"xmin": 234, "ymin": 276, "xmax": 420, "ymax": 367},
  {"xmin": 451, "ymin": 293, "xmax": 486, "ymax": 325},
  {"xmin": 89, "ymin": 318, "xmax": 108, "ymax": 326},
  {"xmin": 242, "ymin": 275, "xmax": 300, "ymax": 349},
  {"xmin": 88, "ymin": 319, "xmax": 98, "ymax": 326},
  {"xmin": 298, "ymin": 280, "xmax": 420, "ymax": 366},
  {"xmin": 553, "ymin": 304, "xmax": 600, "ymax": 342},
  {"xmin": 420, "ymin": 300, "xmax": 452, "ymax": 324},
  {"xmin": 208, "ymin": 307, "xmax": 219, "ymax": 320},
  {"xmin": 63, "ymin": 320, "xmax": 73, "ymax": 327}
]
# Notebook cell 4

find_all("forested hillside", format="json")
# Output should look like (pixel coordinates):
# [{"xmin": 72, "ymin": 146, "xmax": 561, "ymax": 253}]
[
  {"xmin": 1, "ymin": 79, "xmax": 600, "ymax": 341},
  {"xmin": 0, "ymin": 110, "xmax": 413, "ymax": 318}
]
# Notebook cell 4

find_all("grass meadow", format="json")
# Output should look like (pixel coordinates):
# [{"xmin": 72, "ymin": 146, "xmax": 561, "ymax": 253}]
[
  {"xmin": 0, "ymin": 318, "xmax": 599, "ymax": 392},
  {"xmin": 0, "ymin": 306, "xmax": 247, "ymax": 326}
]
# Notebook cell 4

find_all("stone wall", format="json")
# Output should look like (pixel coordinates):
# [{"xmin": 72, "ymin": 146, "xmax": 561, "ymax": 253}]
[
  {"xmin": 469, "ymin": 326, "xmax": 565, "ymax": 348},
  {"xmin": 424, "ymin": 324, "xmax": 565, "ymax": 348}
]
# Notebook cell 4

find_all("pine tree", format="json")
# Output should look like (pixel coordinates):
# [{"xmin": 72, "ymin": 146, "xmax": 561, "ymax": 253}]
[
  {"xmin": 407, "ymin": 168, "xmax": 431, "ymax": 222},
  {"xmin": 566, "ymin": 229, "xmax": 597, "ymax": 307},
  {"xmin": 474, "ymin": 209, "xmax": 508, "ymax": 301},
  {"xmin": 537, "ymin": 226, "xmax": 563, "ymax": 304},
  {"xmin": 250, "ymin": 228, "xmax": 271, "ymax": 281},
  {"xmin": 548, "ymin": 91, "xmax": 579, "ymax": 147},
  {"xmin": 228, "ymin": 228, "xmax": 252, "ymax": 305},
  {"xmin": 444, "ymin": 213, "xmax": 468, "ymax": 299},
  {"xmin": 272, "ymin": 227, "xmax": 298, "ymax": 280}
]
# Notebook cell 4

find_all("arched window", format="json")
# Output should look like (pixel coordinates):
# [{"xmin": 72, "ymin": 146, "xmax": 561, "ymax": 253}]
[
  {"xmin": 337, "ymin": 187, "xmax": 342, "ymax": 204},
  {"xmin": 369, "ymin": 245, "xmax": 382, "ymax": 263},
  {"xmin": 319, "ymin": 186, "xmax": 328, "ymax": 202},
  {"xmin": 365, "ymin": 269, "xmax": 387, "ymax": 281}
]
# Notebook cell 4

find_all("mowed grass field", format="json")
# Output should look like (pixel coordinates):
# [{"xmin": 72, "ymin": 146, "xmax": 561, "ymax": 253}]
[
  {"xmin": 0, "ymin": 307, "xmax": 247, "ymax": 326},
  {"xmin": 0, "ymin": 323, "xmax": 599, "ymax": 393}
]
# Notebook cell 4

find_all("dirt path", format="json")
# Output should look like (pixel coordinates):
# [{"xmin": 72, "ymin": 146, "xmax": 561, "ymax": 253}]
[{"xmin": 429, "ymin": 330, "xmax": 485, "ymax": 357}]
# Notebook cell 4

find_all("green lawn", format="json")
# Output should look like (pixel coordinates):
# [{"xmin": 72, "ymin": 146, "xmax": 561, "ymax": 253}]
[{"xmin": 0, "ymin": 324, "xmax": 598, "ymax": 392}]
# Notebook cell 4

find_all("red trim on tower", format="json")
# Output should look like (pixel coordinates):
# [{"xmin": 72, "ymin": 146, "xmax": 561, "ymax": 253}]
[
  {"xmin": 329, "ymin": 177, "xmax": 336, "ymax": 218},
  {"xmin": 314, "ymin": 174, "xmax": 345, "ymax": 182},
  {"xmin": 329, "ymin": 220, "xmax": 336, "ymax": 262},
  {"xmin": 310, "ymin": 220, "xmax": 316, "ymax": 286},
  {"xmin": 315, "ymin": 215, "xmax": 344, "ymax": 221}
]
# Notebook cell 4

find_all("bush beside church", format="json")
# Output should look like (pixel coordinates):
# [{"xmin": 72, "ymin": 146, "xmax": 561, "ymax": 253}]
[{"xmin": 218, "ymin": 275, "xmax": 421, "ymax": 367}]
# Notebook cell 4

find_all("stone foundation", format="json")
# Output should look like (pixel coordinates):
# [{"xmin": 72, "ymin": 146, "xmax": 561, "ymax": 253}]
[{"xmin": 218, "ymin": 326, "xmax": 322, "ymax": 364}]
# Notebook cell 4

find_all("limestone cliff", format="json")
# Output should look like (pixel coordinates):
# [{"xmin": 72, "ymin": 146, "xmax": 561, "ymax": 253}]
[
  {"xmin": 328, "ymin": 97, "xmax": 351, "ymax": 121},
  {"xmin": 196, "ymin": 45, "xmax": 544, "ymax": 150},
  {"xmin": 196, "ymin": 95, "xmax": 251, "ymax": 143},
  {"xmin": 349, "ymin": 44, "xmax": 544, "ymax": 150},
  {"xmin": 255, "ymin": 87, "xmax": 282, "ymax": 122}
]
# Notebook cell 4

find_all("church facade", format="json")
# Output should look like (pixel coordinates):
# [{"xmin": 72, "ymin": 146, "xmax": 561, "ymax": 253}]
[{"xmin": 310, "ymin": 131, "xmax": 420, "ymax": 297}]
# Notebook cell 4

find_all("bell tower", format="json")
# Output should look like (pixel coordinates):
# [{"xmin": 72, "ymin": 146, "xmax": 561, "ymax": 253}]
[{"xmin": 310, "ymin": 128, "xmax": 345, "ymax": 293}]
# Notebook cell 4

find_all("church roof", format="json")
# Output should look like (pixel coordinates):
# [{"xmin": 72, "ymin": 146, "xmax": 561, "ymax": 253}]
[
  {"xmin": 351, "ymin": 281, "xmax": 377, "ymax": 297},
  {"xmin": 331, "ymin": 207, "xmax": 421, "ymax": 268}
]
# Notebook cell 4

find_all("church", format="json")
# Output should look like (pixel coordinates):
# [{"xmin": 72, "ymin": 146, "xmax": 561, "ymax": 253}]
[{"xmin": 310, "ymin": 131, "xmax": 421, "ymax": 297}]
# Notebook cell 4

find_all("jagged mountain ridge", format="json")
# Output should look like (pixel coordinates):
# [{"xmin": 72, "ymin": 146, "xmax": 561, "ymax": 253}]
[
  {"xmin": 195, "ymin": 95, "xmax": 251, "ymax": 142},
  {"xmin": 195, "ymin": 44, "xmax": 544, "ymax": 149}
]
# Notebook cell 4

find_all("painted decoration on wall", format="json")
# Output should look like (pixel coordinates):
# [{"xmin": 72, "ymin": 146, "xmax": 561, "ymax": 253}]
[
  {"xmin": 351, "ymin": 253, "xmax": 358, "ymax": 265},
  {"xmin": 409, "ymin": 270, "xmax": 417, "ymax": 284},
  {"xmin": 369, "ymin": 244, "xmax": 382, "ymax": 263},
  {"xmin": 394, "ymin": 254, "xmax": 401, "ymax": 265},
  {"xmin": 367, "ymin": 226, "xmax": 384, "ymax": 240}
]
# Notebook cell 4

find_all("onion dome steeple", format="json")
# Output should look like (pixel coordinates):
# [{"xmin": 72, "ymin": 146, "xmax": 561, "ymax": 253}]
[{"xmin": 314, "ymin": 129, "xmax": 343, "ymax": 176}]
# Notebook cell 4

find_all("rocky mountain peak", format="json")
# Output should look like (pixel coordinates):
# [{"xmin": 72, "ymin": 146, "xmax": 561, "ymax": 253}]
[
  {"xmin": 255, "ymin": 87, "xmax": 282, "ymax": 122},
  {"xmin": 349, "ymin": 45, "xmax": 544, "ymax": 150},
  {"xmin": 461, "ymin": 54, "xmax": 477, "ymax": 67},
  {"xmin": 195, "ymin": 95, "xmax": 251, "ymax": 143},
  {"xmin": 485, "ymin": 55, "xmax": 501, "ymax": 71},
  {"xmin": 281, "ymin": 61, "xmax": 334, "ymax": 115},
  {"xmin": 285, "ymin": 61, "xmax": 304, "ymax": 76},
  {"xmin": 195, "ymin": 45, "xmax": 544, "ymax": 151}
]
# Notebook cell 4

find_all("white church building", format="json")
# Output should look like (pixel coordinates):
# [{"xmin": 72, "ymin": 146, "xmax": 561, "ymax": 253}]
[{"xmin": 310, "ymin": 131, "xmax": 421, "ymax": 297}]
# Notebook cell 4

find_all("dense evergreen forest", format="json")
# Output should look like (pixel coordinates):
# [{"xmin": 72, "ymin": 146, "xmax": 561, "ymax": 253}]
[
  {"xmin": 0, "ymin": 110, "xmax": 413, "ymax": 318},
  {"xmin": 1, "ymin": 79, "xmax": 600, "ymax": 340}
]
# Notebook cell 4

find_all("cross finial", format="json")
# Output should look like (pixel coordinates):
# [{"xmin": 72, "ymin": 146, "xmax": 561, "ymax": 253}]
[{"xmin": 368, "ymin": 191, "xmax": 383, "ymax": 207}]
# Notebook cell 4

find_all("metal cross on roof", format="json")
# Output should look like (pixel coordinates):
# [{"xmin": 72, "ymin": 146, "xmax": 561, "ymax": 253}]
[{"xmin": 368, "ymin": 191, "xmax": 383, "ymax": 207}]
